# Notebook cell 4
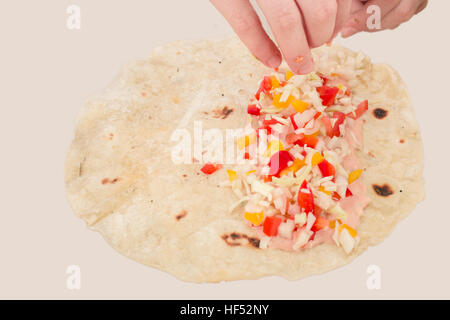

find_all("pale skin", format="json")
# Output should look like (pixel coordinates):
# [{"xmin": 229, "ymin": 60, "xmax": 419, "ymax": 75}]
[{"xmin": 210, "ymin": 0, "xmax": 428, "ymax": 74}]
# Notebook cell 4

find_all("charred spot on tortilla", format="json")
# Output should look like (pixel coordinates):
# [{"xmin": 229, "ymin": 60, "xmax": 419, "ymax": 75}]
[
  {"xmin": 175, "ymin": 210, "xmax": 188, "ymax": 221},
  {"xmin": 212, "ymin": 106, "xmax": 233, "ymax": 119},
  {"xmin": 373, "ymin": 108, "xmax": 388, "ymax": 119},
  {"xmin": 221, "ymin": 233, "xmax": 260, "ymax": 248},
  {"xmin": 399, "ymin": 139, "xmax": 405, "ymax": 144},
  {"xmin": 372, "ymin": 184, "xmax": 394, "ymax": 197},
  {"xmin": 101, "ymin": 177, "xmax": 121, "ymax": 185}
]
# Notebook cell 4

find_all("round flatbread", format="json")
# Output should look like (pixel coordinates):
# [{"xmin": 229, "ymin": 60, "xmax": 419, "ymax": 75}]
[{"xmin": 65, "ymin": 38, "xmax": 424, "ymax": 282}]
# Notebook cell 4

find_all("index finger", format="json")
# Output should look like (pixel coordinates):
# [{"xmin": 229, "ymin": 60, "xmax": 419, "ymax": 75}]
[
  {"xmin": 257, "ymin": 0, "xmax": 314, "ymax": 74},
  {"xmin": 210, "ymin": 0, "xmax": 282, "ymax": 68}
]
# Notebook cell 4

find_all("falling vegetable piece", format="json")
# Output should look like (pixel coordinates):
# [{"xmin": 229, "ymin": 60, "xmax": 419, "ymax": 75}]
[
  {"xmin": 348, "ymin": 169, "xmax": 363, "ymax": 184},
  {"xmin": 263, "ymin": 216, "xmax": 283, "ymax": 236},
  {"xmin": 244, "ymin": 211, "xmax": 265, "ymax": 226},
  {"xmin": 201, "ymin": 163, "xmax": 222, "ymax": 175}
]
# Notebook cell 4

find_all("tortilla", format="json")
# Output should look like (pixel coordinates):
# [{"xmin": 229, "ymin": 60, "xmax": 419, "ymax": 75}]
[{"xmin": 65, "ymin": 38, "xmax": 424, "ymax": 282}]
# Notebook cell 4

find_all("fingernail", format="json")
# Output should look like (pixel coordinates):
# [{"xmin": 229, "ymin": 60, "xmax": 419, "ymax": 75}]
[
  {"xmin": 296, "ymin": 58, "xmax": 314, "ymax": 75},
  {"xmin": 341, "ymin": 27, "xmax": 358, "ymax": 38},
  {"xmin": 267, "ymin": 55, "xmax": 281, "ymax": 68}
]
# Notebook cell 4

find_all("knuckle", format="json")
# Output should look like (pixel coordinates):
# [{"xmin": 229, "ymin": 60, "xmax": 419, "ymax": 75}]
[{"xmin": 276, "ymin": 9, "xmax": 300, "ymax": 31}]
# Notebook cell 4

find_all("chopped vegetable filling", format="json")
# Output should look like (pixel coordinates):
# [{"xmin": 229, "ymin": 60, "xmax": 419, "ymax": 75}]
[{"xmin": 223, "ymin": 69, "xmax": 371, "ymax": 254}]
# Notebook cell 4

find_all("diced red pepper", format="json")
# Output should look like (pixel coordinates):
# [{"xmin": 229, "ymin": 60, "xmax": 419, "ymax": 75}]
[
  {"xmin": 347, "ymin": 100, "xmax": 369, "ymax": 119},
  {"xmin": 295, "ymin": 135, "xmax": 319, "ymax": 148},
  {"xmin": 255, "ymin": 76, "xmax": 272, "ymax": 100},
  {"xmin": 311, "ymin": 216, "xmax": 329, "ymax": 232},
  {"xmin": 321, "ymin": 116, "xmax": 334, "ymax": 138},
  {"xmin": 286, "ymin": 132, "xmax": 304, "ymax": 145},
  {"xmin": 200, "ymin": 163, "xmax": 222, "ymax": 175},
  {"xmin": 247, "ymin": 104, "xmax": 261, "ymax": 116},
  {"xmin": 260, "ymin": 117, "xmax": 281, "ymax": 135},
  {"xmin": 332, "ymin": 192, "xmax": 341, "ymax": 201},
  {"xmin": 290, "ymin": 113, "xmax": 299, "ymax": 130},
  {"xmin": 298, "ymin": 181, "xmax": 314, "ymax": 214},
  {"xmin": 313, "ymin": 112, "xmax": 322, "ymax": 120},
  {"xmin": 316, "ymin": 85, "xmax": 339, "ymax": 107},
  {"xmin": 313, "ymin": 205, "xmax": 323, "ymax": 217},
  {"xmin": 346, "ymin": 188, "xmax": 353, "ymax": 197},
  {"xmin": 268, "ymin": 150, "xmax": 294, "ymax": 176},
  {"xmin": 263, "ymin": 216, "xmax": 283, "ymax": 236},
  {"xmin": 319, "ymin": 75, "xmax": 328, "ymax": 85},
  {"xmin": 318, "ymin": 159, "xmax": 335, "ymax": 178},
  {"xmin": 244, "ymin": 152, "xmax": 251, "ymax": 160},
  {"xmin": 330, "ymin": 111, "xmax": 346, "ymax": 137}
]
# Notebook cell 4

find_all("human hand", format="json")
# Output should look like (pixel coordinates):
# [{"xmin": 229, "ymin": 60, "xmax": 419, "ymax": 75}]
[
  {"xmin": 341, "ymin": 0, "xmax": 429, "ymax": 38},
  {"xmin": 210, "ymin": 0, "xmax": 354, "ymax": 74},
  {"xmin": 211, "ymin": 0, "xmax": 428, "ymax": 74}
]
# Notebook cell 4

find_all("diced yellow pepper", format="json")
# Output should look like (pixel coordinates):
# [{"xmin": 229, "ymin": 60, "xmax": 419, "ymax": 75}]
[
  {"xmin": 273, "ymin": 93, "xmax": 294, "ymax": 109},
  {"xmin": 339, "ymin": 224, "xmax": 358, "ymax": 237},
  {"xmin": 270, "ymin": 76, "xmax": 280, "ymax": 89},
  {"xmin": 329, "ymin": 219, "xmax": 343, "ymax": 229},
  {"xmin": 264, "ymin": 140, "xmax": 284, "ymax": 157},
  {"xmin": 311, "ymin": 152, "xmax": 324, "ymax": 166},
  {"xmin": 286, "ymin": 71, "xmax": 294, "ymax": 81},
  {"xmin": 291, "ymin": 99, "xmax": 309, "ymax": 113},
  {"xmin": 237, "ymin": 134, "xmax": 256, "ymax": 150},
  {"xmin": 227, "ymin": 170, "xmax": 237, "ymax": 182},
  {"xmin": 280, "ymin": 158, "xmax": 305, "ymax": 176},
  {"xmin": 244, "ymin": 211, "xmax": 264, "ymax": 226},
  {"xmin": 246, "ymin": 170, "xmax": 256, "ymax": 176},
  {"xmin": 348, "ymin": 169, "xmax": 363, "ymax": 184},
  {"xmin": 318, "ymin": 186, "xmax": 331, "ymax": 195}
]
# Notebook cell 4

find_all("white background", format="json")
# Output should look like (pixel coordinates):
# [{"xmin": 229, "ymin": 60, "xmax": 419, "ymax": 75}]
[{"xmin": 0, "ymin": 0, "xmax": 448, "ymax": 299}]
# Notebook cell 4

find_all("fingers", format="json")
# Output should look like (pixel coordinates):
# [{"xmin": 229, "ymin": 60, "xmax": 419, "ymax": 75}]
[
  {"xmin": 333, "ymin": 0, "xmax": 353, "ymax": 38},
  {"xmin": 341, "ymin": 0, "xmax": 401, "ymax": 37},
  {"xmin": 210, "ymin": 0, "xmax": 282, "ymax": 68},
  {"xmin": 257, "ymin": 0, "xmax": 313, "ymax": 74},
  {"xmin": 350, "ymin": 0, "xmax": 365, "ymax": 14},
  {"xmin": 415, "ymin": 0, "xmax": 429, "ymax": 14},
  {"xmin": 296, "ymin": 0, "xmax": 337, "ymax": 48},
  {"xmin": 380, "ymin": 0, "xmax": 425, "ymax": 30}
]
